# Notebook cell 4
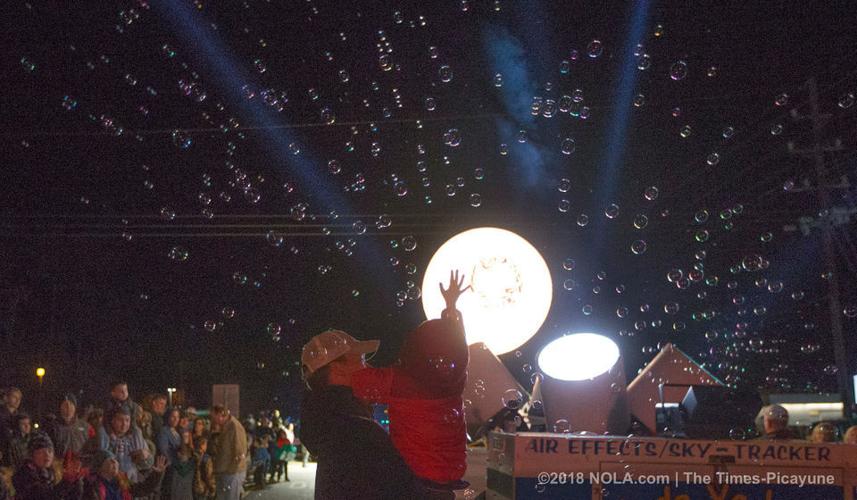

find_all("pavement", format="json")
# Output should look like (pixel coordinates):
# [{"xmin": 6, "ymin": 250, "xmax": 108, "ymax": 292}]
[
  {"xmin": 244, "ymin": 449, "xmax": 488, "ymax": 499},
  {"xmin": 241, "ymin": 461, "xmax": 317, "ymax": 500}
]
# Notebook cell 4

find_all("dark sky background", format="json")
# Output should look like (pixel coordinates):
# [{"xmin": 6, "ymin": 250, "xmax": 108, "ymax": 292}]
[{"xmin": 1, "ymin": 0, "xmax": 857, "ymax": 419}]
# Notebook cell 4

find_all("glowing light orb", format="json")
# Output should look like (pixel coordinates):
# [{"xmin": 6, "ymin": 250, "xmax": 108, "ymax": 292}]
[
  {"xmin": 538, "ymin": 333, "xmax": 620, "ymax": 381},
  {"xmin": 422, "ymin": 227, "xmax": 552, "ymax": 354}
]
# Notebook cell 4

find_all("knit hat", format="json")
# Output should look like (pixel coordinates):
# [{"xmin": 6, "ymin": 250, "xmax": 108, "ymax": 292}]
[
  {"xmin": 90, "ymin": 449, "xmax": 116, "ymax": 470},
  {"xmin": 27, "ymin": 432, "xmax": 54, "ymax": 454}
]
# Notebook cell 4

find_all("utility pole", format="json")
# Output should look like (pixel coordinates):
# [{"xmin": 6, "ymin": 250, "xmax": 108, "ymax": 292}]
[{"xmin": 788, "ymin": 77, "xmax": 854, "ymax": 420}]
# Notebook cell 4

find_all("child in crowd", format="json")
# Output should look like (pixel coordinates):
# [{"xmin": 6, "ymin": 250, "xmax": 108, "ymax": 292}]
[
  {"xmin": 250, "ymin": 437, "xmax": 270, "ymax": 489},
  {"xmin": 351, "ymin": 270, "xmax": 471, "ymax": 493},
  {"xmin": 192, "ymin": 437, "xmax": 216, "ymax": 500}
]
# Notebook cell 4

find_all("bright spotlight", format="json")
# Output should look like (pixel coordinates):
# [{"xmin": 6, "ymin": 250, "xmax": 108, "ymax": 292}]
[
  {"xmin": 422, "ymin": 227, "xmax": 552, "ymax": 355},
  {"xmin": 538, "ymin": 334, "xmax": 620, "ymax": 381},
  {"xmin": 537, "ymin": 332, "xmax": 629, "ymax": 434}
]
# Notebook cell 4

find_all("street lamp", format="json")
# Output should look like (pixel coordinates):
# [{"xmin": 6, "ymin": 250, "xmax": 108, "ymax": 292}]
[
  {"xmin": 167, "ymin": 387, "xmax": 176, "ymax": 407},
  {"xmin": 35, "ymin": 367, "xmax": 45, "ymax": 426}
]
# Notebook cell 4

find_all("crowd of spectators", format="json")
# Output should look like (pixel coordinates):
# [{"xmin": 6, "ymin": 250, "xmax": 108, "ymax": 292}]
[{"xmin": 0, "ymin": 384, "xmax": 303, "ymax": 500}]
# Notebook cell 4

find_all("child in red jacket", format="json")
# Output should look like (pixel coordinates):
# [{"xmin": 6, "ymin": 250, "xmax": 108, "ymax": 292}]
[{"xmin": 351, "ymin": 270, "xmax": 470, "ymax": 491}]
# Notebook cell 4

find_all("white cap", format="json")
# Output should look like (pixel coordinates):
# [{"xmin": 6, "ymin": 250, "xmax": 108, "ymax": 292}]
[
  {"xmin": 301, "ymin": 330, "xmax": 380, "ymax": 380},
  {"xmin": 760, "ymin": 404, "xmax": 789, "ymax": 422}
]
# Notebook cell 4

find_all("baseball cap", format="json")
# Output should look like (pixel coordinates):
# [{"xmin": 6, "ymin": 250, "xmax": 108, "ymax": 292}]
[{"xmin": 301, "ymin": 330, "xmax": 380, "ymax": 379}]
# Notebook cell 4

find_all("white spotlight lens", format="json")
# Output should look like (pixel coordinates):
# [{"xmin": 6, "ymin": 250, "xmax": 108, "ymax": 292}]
[
  {"xmin": 422, "ymin": 227, "xmax": 552, "ymax": 355},
  {"xmin": 538, "ymin": 333, "xmax": 620, "ymax": 381}
]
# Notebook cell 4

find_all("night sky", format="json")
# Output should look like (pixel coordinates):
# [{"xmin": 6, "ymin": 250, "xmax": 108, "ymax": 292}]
[{"xmin": 2, "ymin": 1, "xmax": 856, "ymax": 418}]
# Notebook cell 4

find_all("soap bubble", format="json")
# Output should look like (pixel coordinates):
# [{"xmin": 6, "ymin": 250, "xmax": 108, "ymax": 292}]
[
  {"xmin": 587, "ymin": 40, "xmax": 603, "ymax": 58},
  {"xmin": 669, "ymin": 60, "xmax": 688, "ymax": 81}
]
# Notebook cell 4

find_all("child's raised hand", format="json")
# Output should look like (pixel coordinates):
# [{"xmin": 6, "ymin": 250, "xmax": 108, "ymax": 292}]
[{"xmin": 439, "ymin": 269, "xmax": 471, "ymax": 310}]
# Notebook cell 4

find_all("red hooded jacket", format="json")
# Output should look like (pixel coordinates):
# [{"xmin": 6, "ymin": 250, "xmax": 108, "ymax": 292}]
[{"xmin": 351, "ymin": 311, "xmax": 468, "ymax": 484}]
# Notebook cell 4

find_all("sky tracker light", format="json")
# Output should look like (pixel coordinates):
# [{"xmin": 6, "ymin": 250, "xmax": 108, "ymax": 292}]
[
  {"xmin": 538, "ymin": 333, "xmax": 620, "ymax": 381},
  {"xmin": 537, "ymin": 332, "xmax": 629, "ymax": 434},
  {"xmin": 421, "ymin": 227, "xmax": 553, "ymax": 355}
]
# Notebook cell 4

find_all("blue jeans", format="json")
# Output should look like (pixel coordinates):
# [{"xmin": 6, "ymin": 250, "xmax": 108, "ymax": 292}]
[{"xmin": 215, "ymin": 471, "xmax": 246, "ymax": 500}]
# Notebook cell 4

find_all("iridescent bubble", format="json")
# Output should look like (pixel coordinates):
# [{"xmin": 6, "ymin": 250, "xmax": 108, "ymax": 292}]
[
  {"xmin": 328, "ymin": 159, "xmax": 341, "ymax": 174},
  {"xmin": 582, "ymin": 304, "xmax": 593, "ymax": 315},
  {"xmin": 469, "ymin": 193, "xmax": 482, "ymax": 208},
  {"xmin": 352, "ymin": 220, "xmax": 367, "ymax": 235},
  {"xmin": 160, "ymin": 206, "xmax": 176, "ymax": 221},
  {"xmin": 770, "ymin": 123, "xmax": 783, "ymax": 135},
  {"xmin": 838, "ymin": 92, "xmax": 855, "ymax": 109},
  {"xmin": 562, "ymin": 258, "xmax": 575, "ymax": 271},
  {"xmin": 694, "ymin": 210, "xmax": 709, "ymax": 224},
  {"xmin": 664, "ymin": 302, "xmax": 679, "ymax": 315},
  {"xmin": 502, "ymin": 389, "xmax": 524, "ymax": 410},
  {"xmin": 243, "ymin": 188, "xmax": 261, "ymax": 204},
  {"xmin": 444, "ymin": 128, "xmax": 462, "ymax": 147},
  {"xmin": 844, "ymin": 305, "xmax": 857, "ymax": 318},
  {"xmin": 636, "ymin": 54, "xmax": 651, "ymax": 71},
  {"xmin": 644, "ymin": 186, "xmax": 659, "ymax": 201},
  {"xmin": 774, "ymin": 93, "xmax": 789, "ymax": 106},
  {"xmin": 439, "ymin": 65, "xmax": 453, "ymax": 83},
  {"xmin": 204, "ymin": 320, "xmax": 217, "ymax": 332},
  {"xmin": 560, "ymin": 137, "xmax": 576, "ymax": 155},
  {"xmin": 760, "ymin": 232, "xmax": 773, "ymax": 243},
  {"xmin": 61, "ymin": 95, "xmax": 78, "ymax": 111},
  {"xmin": 168, "ymin": 246, "xmax": 189, "ymax": 262},
  {"xmin": 402, "ymin": 235, "xmax": 417, "ymax": 251},
  {"xmin": 558, "ymin": 199, "xmax": 570, "ymax": 213},
  {"xmin": 221, "ymin": 307, "xmax": 236, "ymax": 319},
  {"xmin": 604, "ymin": 204, "xmax": 620, "ymax": 219},
  {"xmin": 378, "ymin": 54, "xmax": 392, "ymax": 71},
  {"xmin": 517, "ymin": 130, "xmax": 528, "ymax": 143},
  {"xmin": 722, "ymin": 126, "xmax": 735, "ymax": 139},
  {"xmin": 633, "ymin": 94, "xmax": 646, "ymax": 107},
  {"xmin": 706, "ymin": 152, "xmax": 720, "ymax": 166},
  {"xmin": 562, "ymin": 279, "xmax": 576, "ymax": 291},
  {"xmin": 577, "ymin": 214, "xmax": 589, "ymax": 227},
  {"xmin": 586, "ymin": 40, "xmax": 603, "ymax": 58},
  {"xmin": 680, "ymin": 125, "xmax": 692, "ymax": 138},
  {"xmin": 616, "ymin": 306, "xmax": 628, "ymax": 318},
  {"xmin": 669, "ymin": 60, "xmax": 688, "ymax": 81},
  {"xmin": 493, "ymin": 73, "xmax": 503, "ymax": 87},
  {"xmin": 633, "ymin": 214, "xmax": 648, "ymax": 229},
  {"xmin": 631, "ymin": 240, "xmax": 647, "ymax": 255},
  {"xmin": 320, "ymin": 107, "xmax": 335, "ymax": 125},
  {"xmin": 554, "ymin": 419, "xmax": 571, "ymax": 433},
  {"xmin": 424, "ymin": 97, "xmax": 437, "ymax": 111},
  {"xmin": 266, "ymin": 231, "xmax": 284, "ymax": 247},
  {"xmin": 171, "ymin": 130, "xmax": 192, "ymax": 149}
]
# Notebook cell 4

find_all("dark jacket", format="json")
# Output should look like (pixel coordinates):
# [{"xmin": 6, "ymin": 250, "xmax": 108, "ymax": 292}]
[
  {"xmin": 11, "ymin": 460, "xmax": 83, "ymax": 500},
  {"xmin": 48, "ymin": 417, "xmax": 89, "ymax": 457},
  {"xmin": 80, "ymin": 469, "xmax": 163, "ymax": 500},
  {"xmin": 300, "ymin": 385, "xmax": 449, "ymax": 500}
]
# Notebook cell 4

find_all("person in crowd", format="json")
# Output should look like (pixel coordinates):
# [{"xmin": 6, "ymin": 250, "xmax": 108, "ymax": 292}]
[
  {"xmin": 191, "ymin": 419, "xmax": 208, "ymax": 449},
  {"xmin": 106, "ymin": 382, "xmax": 143, "ymax": 426},
  {"xmin": 148, "ymin": 395, "xmax": 168, "ymax": 442},
  {"xmin": 249, "ymin": 436, "xmax": 270, "ymax": 489},
  {"xmin": 92, "ymin": 407, "xmax": 152, "ymax": 484},
  {"xmin": 48, "ymin": 394, "xmax": 89, "ymax": 459},
  {"xmin": 809, "ymin": 422, "xmax": 837, "ymax": 443},
  {"xmin": 178, "ymin": 412, "xmax": 191, "ymax": 436},
  {"xmin": 0, "ymin": 387, "xmax": 23, "ymax": 467},
  {"xmin": 349, "ymin": 270, "xmax": 471, "ymax": 492},
  {"xmin": 270, "ymin": 411, "xmax": 283, "ymax": 431},
  {"xmin": 184, "ymin": 409, "xmax": 197, "ymax": 432},
  {"xmin": 192, "ymin": 438, "xmax": 215, "ymax": 500},
  {"xmin": 85, "ymin": 409, "xmax": 104, "ymax": 440},
  {"xmin": 300, "ymin": 332, "xmax": 453, "ymax": 499},
  {"xmin": 137, "ymin": 410, "xmax": 154, "ymax": 442},
  {"xmin": 8, "ymin": 413, "xmax": 33, "ymax": 470},
  {"xmin": 209, "ymin": 405, "xmax": 248, "ymax": 500},
  {"xmin": 254, "ymin": 416, "xmax": 275, "ymax": 443},
  {"xmin": 157, "ymin": 409, "xmax": 182, "ymax": 465},
  {"xmin": 168, "ymin": 434, "xmax": 195, "ymax": 500},
  {"xmin": 268, "ymin": 429, "xmax": 295, "ymax": 483},
  {"xmin": 758, "ymin": 404, "xmax": 791, "ymax": 440},
  {"xmin": 157, "ymin": 408, "xmax": 183, "ymax": 499},
  {"xmin": 11, "ymin": 433, "xmax": 85, "ymax": 500},
  {"xmin": 843, "ymin": 425, "xmax": 857, "ymax": 445},
  {"xmin": 82, "ymin": 449, "xmax": 166, "ymax": 500}
]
